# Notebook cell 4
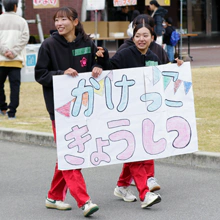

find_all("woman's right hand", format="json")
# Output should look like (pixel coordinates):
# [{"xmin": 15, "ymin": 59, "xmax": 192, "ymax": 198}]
[
  {"xmin": 64, "ymin": 68, "xmax": 78, "ymax": 77},
  {"xmin": 175, "ymin": 58, "xmax": 184, "ymax": 66}
]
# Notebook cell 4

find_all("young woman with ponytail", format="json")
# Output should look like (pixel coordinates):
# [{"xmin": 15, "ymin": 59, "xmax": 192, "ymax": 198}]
[{"xmin": 35, "ymin": 6, "xmax": 102, "ymax": 217}]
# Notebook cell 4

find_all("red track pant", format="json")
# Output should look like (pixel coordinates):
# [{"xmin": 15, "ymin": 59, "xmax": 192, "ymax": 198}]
[
  {"xmin": 129, "ymin": 160, "xmax": 155, "ymax": 184},
  {"xmin": 117, "ymin": 160, "xmax": 152, "ymax": 201},
  {"xmin": 47, "ymin": 121, "xmax": 90, "ymax": 208}
]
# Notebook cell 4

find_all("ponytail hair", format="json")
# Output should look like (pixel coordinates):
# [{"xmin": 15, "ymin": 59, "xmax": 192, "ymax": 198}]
[{"xmin": 53, "ymin": 6, "xmax": 90, "ymax": 41}]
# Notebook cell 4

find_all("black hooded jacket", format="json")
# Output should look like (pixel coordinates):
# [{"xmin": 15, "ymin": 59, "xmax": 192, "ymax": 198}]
[
  {"xmin": 100, "ymin": 45, "xmax": 161, "ymax": 70},
  {"xmin": 35, "ymin": 32, "xmax": 101, "ymax": 120},
  {"xmin": 118, "ymin": 38, "xmax": 170, "ymax": 64}
]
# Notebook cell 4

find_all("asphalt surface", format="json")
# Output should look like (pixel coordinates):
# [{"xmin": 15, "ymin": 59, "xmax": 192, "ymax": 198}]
[
  {"xmin": 180, "ymin": 34, "xmax": 220, "ymax": 67},
  {"xmin": 1, "ymin": 139, "xmax": 220, "ymax": 220},
  {"xmin": 181, "ymin": 45, "xmax": 220, "ymax": 68}
]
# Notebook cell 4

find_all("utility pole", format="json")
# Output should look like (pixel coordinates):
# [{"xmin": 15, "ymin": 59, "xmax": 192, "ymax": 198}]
[
  {"xmin": 21, "ymin": 0, "xmax": 25, "ymax": 18},
  {"xmin": 179, "ymin": 0, "xmax": 183, "ymax": 59}
]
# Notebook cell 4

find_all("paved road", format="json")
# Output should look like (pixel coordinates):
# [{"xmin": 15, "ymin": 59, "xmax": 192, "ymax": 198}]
[
  {"xmin": 1, "ymin": 140, "xmax": 220, "ymax": 220},
  {"xmin": 182, "ymin": 46, "xmax": 220, "ymax": 68}
]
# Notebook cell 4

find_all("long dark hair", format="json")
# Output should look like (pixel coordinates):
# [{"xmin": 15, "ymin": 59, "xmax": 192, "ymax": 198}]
[
  {"xmin": 53, "ymin": 6, "xmax": 90, "ymax": 41},
  {"xmin": 149, "ymin": 0, "xmax": 160, "ymax": 7}
]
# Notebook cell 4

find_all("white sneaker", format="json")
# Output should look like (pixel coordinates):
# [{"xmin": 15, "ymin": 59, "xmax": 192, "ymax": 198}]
[
  {"xmin": 114, "ymin": 186, "xmax": 137, "ymax": 202},
  {"xmin": 141, "ymin": 192, "xmax": 161, "ymax": 208},
  {"xmin": 147, "ymin": 177, "xmax": 161, "ymax": 192},
  {"xmin": 82, "ymin": 200, "xmax": 99, "ymax": 217},
  {"xmin": 45, "ymin": 197, "xmax": 72, "ymax": 210}
]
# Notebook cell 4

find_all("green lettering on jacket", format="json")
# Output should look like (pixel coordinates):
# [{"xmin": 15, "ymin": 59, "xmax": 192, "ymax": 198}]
[
  {"xmin": 72, "ymin": 47, "xmax": 91, "ymax": 56},
  {"xmin": 145, "ymin": 61, "xmax": 158, "ymax": 66}
]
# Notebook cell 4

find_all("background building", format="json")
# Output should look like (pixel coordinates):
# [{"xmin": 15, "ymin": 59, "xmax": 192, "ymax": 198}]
[
  {"xmin": 106, "ymin": 0, "xmax": 220, "ymax": 36},
  {"xmin": 1, "ymin": 0, "xmax": 219, "ymax": 38}
]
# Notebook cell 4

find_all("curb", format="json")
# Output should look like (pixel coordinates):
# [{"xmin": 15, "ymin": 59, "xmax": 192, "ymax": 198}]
[
  {"xmin": 0, "ymin": 127, "xmax": 220, "ymax": 170},
  {"xmin": 158, "ymin": 151, "xmax": 220, "ymax": 170},
  {"xmin": 0, "ymin": 127, "xmax": 54, "ymax": 148}
]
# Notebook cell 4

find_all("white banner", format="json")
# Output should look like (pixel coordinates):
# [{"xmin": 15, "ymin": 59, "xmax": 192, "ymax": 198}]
[
  {"xmin": 113, "ymin": 0, "xmax": 137, "ymax": 7},
  {"xmin": 86, "ymin": 0, "xmax": 105, "ymax": 10},
  {"xmin": 145, "ymin": 0, "xmax": 170, "ymax": 6},
  {"xmin": 33, "ymin": 0, "xmax": 59, "ymax": 9},
  {"xmin": 53, "ymin": 62, "xmax": 198, "ymax": 170}
]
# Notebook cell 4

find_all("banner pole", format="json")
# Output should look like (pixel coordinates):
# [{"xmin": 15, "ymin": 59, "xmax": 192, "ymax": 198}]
[
  {"xmin": 180, "ymin": 0, "xmax": 183, "ymax": 59},
  {"xmin": 95, "ymin": 10, "xmax": 98, "ymax": 46}
]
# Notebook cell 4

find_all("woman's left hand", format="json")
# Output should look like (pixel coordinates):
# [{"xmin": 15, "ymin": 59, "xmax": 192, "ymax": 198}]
[
  {"xmin": 92, "ymin": 67, "xmax": 102, "ymax": 78},
  {"xmin": 96, "ymin": 47, "xmax": 105, "ymax": 57},
  {"xmin": 175, "ymin": 58, "xmax": 184, "ymax": 66}
]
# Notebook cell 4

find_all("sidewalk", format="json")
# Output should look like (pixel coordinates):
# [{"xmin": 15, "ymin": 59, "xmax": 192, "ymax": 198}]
[{"xmin": 1, "ymin": 35, "xmax": 220, "ymax": 170}]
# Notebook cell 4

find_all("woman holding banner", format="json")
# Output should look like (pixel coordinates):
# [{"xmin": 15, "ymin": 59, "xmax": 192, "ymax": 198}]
[
  {"xmin": 35, "ymin": 6, "xmax": 102, "ymax": 217},
  {"xmin": 96, "ymin": 23, "xmax": 163, "ymax": 209},
  {"xmin": 118, "ymin": 14, "xmax": 183, "ymax": 193}
]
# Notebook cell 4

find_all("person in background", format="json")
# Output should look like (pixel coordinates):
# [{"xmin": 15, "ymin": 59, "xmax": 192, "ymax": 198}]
[
  {"xmin": 130, "ymin": 9, "xmax": 140, "ymax": 22},
  {"xmin": 163, "ymin": 17, "xmax": 175, "ymax": 62},
  {"xmin": 115, "ymin": 5, "xmax": 130, "ymax": 21},
  {"xmin": 126, "ymin": 9, "xmax": 140, "ymax": 38},
  {"xmin": 0, "ymin": 0, "xmax": 29, "ymax": 119},
  {"xmin": 149, "ymin": 0, "xmax": 167, "ymax": 46},
  {"xmin": 95, "ymin": 23, "xmax": 163, "ymax": 209},
  {"xmin": 128, "ymin": 6, "xmax": 140, "ymax": 22},
  {"xmin": 28, "ymin": 36, "xmax": 37, "ymax": 44},
  {"xmin": 35, "ymin": 6, "xmax": 102, "ymax": 217},
  {"xmin": 115, "ymin": 6, "xmax": 131, "ymax": 48}
]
